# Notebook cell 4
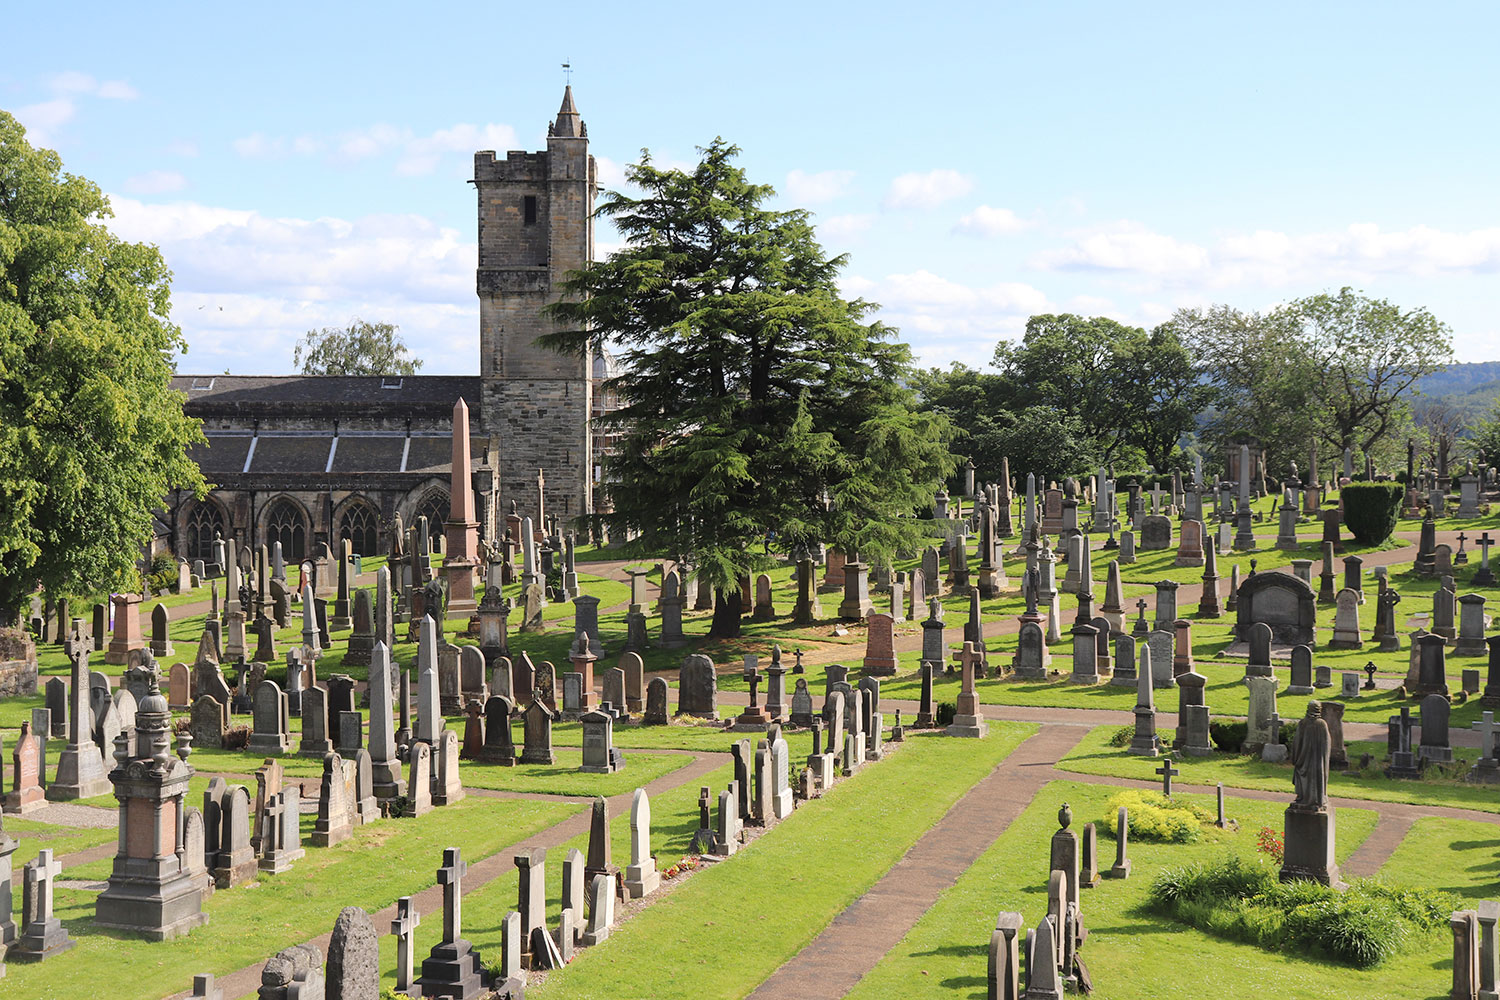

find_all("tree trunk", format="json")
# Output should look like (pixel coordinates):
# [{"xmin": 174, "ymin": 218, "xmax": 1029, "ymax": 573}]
[{"xmin": 709, "ymin": 588, "xmax": 742, "ymax": 638}]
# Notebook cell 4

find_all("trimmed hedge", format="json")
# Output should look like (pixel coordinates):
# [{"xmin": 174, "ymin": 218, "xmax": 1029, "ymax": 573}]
[{"xmin": 1342, "ymin": 482, "xmax": 1404, "ymax": 544}]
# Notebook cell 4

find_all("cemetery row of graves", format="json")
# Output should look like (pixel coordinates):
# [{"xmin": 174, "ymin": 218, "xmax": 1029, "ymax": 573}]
[{"xmin": 2, "ymin": 456, "xmax": 1500, "ymax": 998}]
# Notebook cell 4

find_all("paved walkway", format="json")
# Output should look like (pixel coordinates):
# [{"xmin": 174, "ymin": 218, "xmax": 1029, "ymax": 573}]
[{"xmin": 749, "ymin": 725, "xmax": 1088, "ymax": 1000}]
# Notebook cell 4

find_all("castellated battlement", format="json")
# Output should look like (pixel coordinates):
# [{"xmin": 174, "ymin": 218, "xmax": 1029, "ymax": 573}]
[{"xmin": 473, "ymin": 150, "xmax": 549, "ymax": 183}]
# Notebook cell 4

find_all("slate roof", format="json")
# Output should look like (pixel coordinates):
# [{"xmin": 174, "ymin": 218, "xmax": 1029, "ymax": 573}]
[{"xmin": 172, "ymin": 375, "xmax": 481, "ymax": 416}]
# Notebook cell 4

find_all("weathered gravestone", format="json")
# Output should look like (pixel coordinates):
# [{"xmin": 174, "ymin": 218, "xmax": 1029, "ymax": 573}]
[
  {"xmin": 1236, "ymin": 570, "xmax": 1316, "ymax": 647},
  {"xmin": 677, "ymin": 654, "xmax": 718, "ymax": 719}
]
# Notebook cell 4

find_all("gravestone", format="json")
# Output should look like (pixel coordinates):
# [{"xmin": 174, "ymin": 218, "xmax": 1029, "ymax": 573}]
[
  {"xmin": 1139, "ymin": 514, "xmax": 1172, "ymax": 551},
  {"xmin": 520, "ymin": 701, "xmax": 555, "ymax": 765},
  {"xmin": 579, "ymin": 709, "xmax": 624, "ymax": 774},
  {"xmin": 413, "ymin": 848, "xmax": 485, "ymax": 999},
  {"xmin": 1328, "ymin": 589, "xmax": 1363, "ymax": 649},
  {"xmin": 247, "ymin": 680, "xmax": 290, "ymax": 755},
  {"xmin": 311, "ymin": 752, "xmax": 353, "ymax": 847},
  {"xmin": 1419, "ymin": 694, "xmax": 1453, "ymax": 764},
  {"xmin": 402, "ymin": 743, "xmax": 433, "ymax": 817},
  {"xmin": 478, "ymin": 696, "xmax": 517, "ymax": 765},
  {"xmin": 677, "ymin": 654, "xmax": 718, "ymax": 719},
  {"xmin": 1287, "ymin": 645, "xmax": 1315, "ymax": 695},
  {"xmin": 862, "ymin": 612, "xmax": 898, "ymax": 675},
  {"xmin": 326, "ymin": 905, "xmax": 378, "ymax": 1000},
  {"xmin": 1236, "ymin": 571, "xmax": 1316, "ymax": 647},
  {"xmin": 643, "ymin": 677, "xmax": 669, "ymax": 726}
]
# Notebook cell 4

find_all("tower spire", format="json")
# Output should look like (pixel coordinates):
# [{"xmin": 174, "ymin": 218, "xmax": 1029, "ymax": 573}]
[{"xmin": 551, "ymin": 85, "xmax": 585, "ymax": 139}]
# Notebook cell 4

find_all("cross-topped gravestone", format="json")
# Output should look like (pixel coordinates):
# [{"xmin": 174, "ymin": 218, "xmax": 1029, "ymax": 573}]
[
  {"xmin": 416, "ymin": 846, "xmax": 485, "ymax": 997},
  {"xmin": 391, "ymin": 897, "xmax": 421, "ymax": 996},
  {"xmin": 1156, "ymin": 757, "xmax": 1180, "ymax": 797},
  {"xmin": 1477, "ymin": 532, "xmax": 1497, "ymax": 587},
  {"xmin": 438, "ymin": 847, "xmax": 466, "ymax": 942},
  {"xmin": 16, "ymin": 847, "xmax": 74, "ymax": 960},
  {"xmin": 1474, "ymin": 711, "xmax": 1500, "ymax": 762}
]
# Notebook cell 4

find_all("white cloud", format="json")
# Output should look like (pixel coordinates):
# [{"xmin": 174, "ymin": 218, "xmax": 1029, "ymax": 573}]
[
  {"xmin": 819, "ymin": 213, "xmax": 875, "ymax": 245},
  {"xmin": 1033, "ymin": 220, "xmax": 1500, "ymax": 289},
  {"xmin": 96, "ymin": 80, "xmax": 139, "ymax": 100},
  {"xmin": 123, "ymin": 170, "xmax": 188, "ymax": 195},
  {"xmin": 784, "ymin": 168, "xmax": 855, "ymax": 205},
  {"xmin": 396, "ymin": 122, "xmax": 517, "ymax": 176},
  {"xmin": 103, "ymin": 196, "xmax": 479, "ymax": 373},
  {"xmin": 232, "ymin": 132, "xmax": 277, "ymax": 157},
  {"xmin": 595, "ymin": 155, "xmax": 629, "ymax": 190},
  {"xmin": 849, "ymin": 268, "xmax": 1053, "ymax": 367},
  {"xmin": 14, "ymin": 72, "xmax": 139, "ymax": 146},
  {"xmin": 883, "ymin": 169, "xmax": 973, "ymax": 211},
  {"xmin": 48, "ymin": 72, "xmax": 135, "ymax": 99},
  {"xmin": 1033, "ymin": 221, "xmax": 1211, "ymax": 275},
  {"xmin": 953, "ymin": 205, "xmax": 1030, "ymax": 237},
  {"xmin": 14, "ymin": 99, "xmax": 75, "ymax": 146},
  {"xmin": 233, "ymin": 121, "xmax": 519, "ymax": 176}
]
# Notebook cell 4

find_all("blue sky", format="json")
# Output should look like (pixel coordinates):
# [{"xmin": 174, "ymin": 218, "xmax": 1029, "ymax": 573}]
[{"xmin": 7, "ymin": 1, "xmax": 1499, "ymax": 374}]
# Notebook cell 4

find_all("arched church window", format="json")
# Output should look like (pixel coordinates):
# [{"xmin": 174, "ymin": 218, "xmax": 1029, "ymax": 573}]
[
  {"xmin": 265, "ymin": 497, "xmax": 308, "ymax": 562},
  {"xmin": 185, "ymin": 501, "xmax": 225, "ymax": 562},
  {"xmin": 339, "ymin": 500, "xmax": 380, "ymax": 557}
]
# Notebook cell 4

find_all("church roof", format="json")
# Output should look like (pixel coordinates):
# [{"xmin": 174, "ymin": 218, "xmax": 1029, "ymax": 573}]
[{"xmin": 172, "ymin": 374, "xmax": 481, "ymax": 416}]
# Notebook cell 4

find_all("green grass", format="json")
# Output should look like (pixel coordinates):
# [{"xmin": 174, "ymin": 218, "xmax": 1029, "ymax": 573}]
[
  {"xmin": 843, "ymin": 779, "xmax": 1410, "ymax": 1000},
  {"xmin": 4, "ymin": 794, "xmax": 580, "ymax": 1000},
  {"xmin": 1378, "ymin": 817, "xmax": 1500, "ymax": 902},
  {"xmin": 456, "ymin": 748, "xmax": 690, "ymax": 797},
  {"xmin": 514, "ymin": 724, "xmax": 1037, "ymax": 1000},
  {"xmin": 1056, "ymin": 724, "xmax": 1500, "ymax": 814},
  {"xmin": 5, "ymin": 815, "xmax": 118, "ymax": 869}
]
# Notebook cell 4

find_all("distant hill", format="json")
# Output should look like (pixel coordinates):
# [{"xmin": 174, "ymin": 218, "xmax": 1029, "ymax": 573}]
[{"xmin": 1415, "ymin": 361, "xmax": 1500, "ymax": 420}]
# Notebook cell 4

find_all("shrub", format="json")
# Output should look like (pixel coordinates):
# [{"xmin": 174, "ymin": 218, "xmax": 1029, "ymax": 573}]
[
  {"xmin": 1342, "ymin": 483, "xmax": 1404, "ymax": 544},
  {"xmin": 1106, "ymin": 725, "xmax": 1134, "ymax": 748},
  {"xmin": 1255, "ymin": 826, "xmax": 1284, "ymax": 864},
  {"xmin": 936, "ymin": 703, "xmax": 957, "ymax": 726},
  {"xmin": 223, "ymin": 725, "xmax": 251, "ymax": 751},
  {"xmin": 1149, "ymin": 853, "xmax": 1458, "ymax": 968},
  {"xmin": 1100, "ymin": 789, "xmax": 1213, "ymax": 844},
  {"xmin": 1210, "ymin": 720, "xmax": 1246, "ymax": 753}
]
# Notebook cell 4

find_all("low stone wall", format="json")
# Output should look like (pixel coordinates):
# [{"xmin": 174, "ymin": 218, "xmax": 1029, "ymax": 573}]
[{"xmin": 0, "ymin": 627, "xmax": 38, "ymax": 696}]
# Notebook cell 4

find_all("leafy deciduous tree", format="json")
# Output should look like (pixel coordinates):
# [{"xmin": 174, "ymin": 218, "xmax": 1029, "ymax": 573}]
[
  {"xmin": 293, "ymin": 319, "xmax": 424, "ymax": 376},
  {"xmin": 0, "ymin": 111, "xmax": 207, "ymax": 623}
]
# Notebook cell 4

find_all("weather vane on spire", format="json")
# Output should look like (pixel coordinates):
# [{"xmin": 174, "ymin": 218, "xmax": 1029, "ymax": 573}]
[{"xmin": 562, "ymin": 60, "xmax": 573, "ymax": 86}]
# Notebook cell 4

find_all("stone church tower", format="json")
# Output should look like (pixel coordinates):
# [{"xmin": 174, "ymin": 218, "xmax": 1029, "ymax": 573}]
[{"xmin": 473, "ymin": 86, "xmax": 596, "ymax": 527}]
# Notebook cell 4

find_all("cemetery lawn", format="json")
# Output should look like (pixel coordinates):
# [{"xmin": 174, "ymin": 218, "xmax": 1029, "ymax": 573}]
[
  {"xmin": 5, "ymin": 815, "xmax": 116, "ymax": 868},
  {"xmin": 454, "ymin": 748, "xmax": 691, "ymax": 797},
  {"xmin": 1055, "ymin": 725, "xmax": 1500, "ymax": 814},
  {"xmin": 1378, "ymin": 817, "xmax": 1500, "ymax": 901},
  {"xmin": 843, "ymin": 779, "xmax": 1412, "ymax": 1000},
  {"xmin": 527, "ymin": 724, "xmax": 1036, "ymax": 1000},
  {"xmin": 7, "ymin": 795, "xmax": 580, "ymax": 1000}
]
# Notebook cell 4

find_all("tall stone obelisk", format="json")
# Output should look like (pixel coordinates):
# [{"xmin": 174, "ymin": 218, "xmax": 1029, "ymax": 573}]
[{"xmin": 443, "ymin": 397, "xmax": 481, "ymax": 616}]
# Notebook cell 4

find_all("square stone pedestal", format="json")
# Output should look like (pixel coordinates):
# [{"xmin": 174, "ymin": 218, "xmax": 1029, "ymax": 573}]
[
  {"xmin": 945, "ymin": 713, "xmax": 988, "ymax": 739},
  {"xmin": 1279, "ymin": 807, "xmax": 1346, "ymax": 890},
  {"xmin": 416, "ymin": 939, "xmax": 486, "ymax": 999}
]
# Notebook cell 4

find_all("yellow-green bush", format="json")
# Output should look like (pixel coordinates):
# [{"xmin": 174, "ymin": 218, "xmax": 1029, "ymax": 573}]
[{"xmin": 1099, "ymin": 789, "xmax": 1214, "ymax": 844}]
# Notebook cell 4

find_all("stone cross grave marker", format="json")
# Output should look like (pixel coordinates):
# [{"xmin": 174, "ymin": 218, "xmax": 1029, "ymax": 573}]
[{"xmin": 1156, "ymin": 757, "xmax": 1180, "ymax": 797}]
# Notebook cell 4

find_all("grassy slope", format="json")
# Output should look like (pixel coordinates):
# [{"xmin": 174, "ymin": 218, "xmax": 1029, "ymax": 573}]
[{"xmin": 844, "ymin": 779, "xmax": 1408, "ymax": 1000}]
